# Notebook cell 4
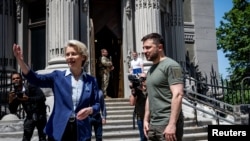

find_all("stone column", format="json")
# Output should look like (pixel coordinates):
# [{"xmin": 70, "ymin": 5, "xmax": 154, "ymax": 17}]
[
  {"xmin": 133, "ymin": 0, "xmax": 161, "ymax": 73},
  {"xmin": 122, "ymin": 0, "xmax": 135, "ymax": 98},
  {"xmin": 0, "ymin": 0, "xmax": 15, "ymax": 71},
  {"xmin": 46, "ymin": 0, "xmax": 80, "ymax": 70},
  {"xmin": 134, "ymin": 0, "xmax": 161, "ymax": 56},
  {"xmin": 165, "ymin": 0, "xmax": 186, "ymax": 67}
]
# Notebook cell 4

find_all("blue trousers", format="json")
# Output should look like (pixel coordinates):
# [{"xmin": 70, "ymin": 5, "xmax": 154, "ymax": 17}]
[
  {"xmin": 137, "ymin": 119, "xmax": 148, "ymax": 141},
  {"xmin": 90, "ymin": 114, "xmax": 103, "ymax": 141}
]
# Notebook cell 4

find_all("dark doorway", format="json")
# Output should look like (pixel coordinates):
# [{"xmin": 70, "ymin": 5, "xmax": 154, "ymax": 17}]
[
  {"xmin": 30, "ymin": 26, "xmax": 46, "ymax": 71},
  {"xmin": 28, "ymin": 0, "xmax": 46, "ymax": 71},
  {"xmin": 90, "ymin": 0, "xmax": 122, "ymax": 98},
  {"xmin": 95, "ymin": 27, "xmax": 121, "ymax": 98}
]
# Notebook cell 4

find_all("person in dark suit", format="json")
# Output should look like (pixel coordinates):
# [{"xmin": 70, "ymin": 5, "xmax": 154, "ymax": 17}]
[
  {"xmin": 12, "ymin": 40, "xmax": 100, "ymax": 141},
  {"xmin": 129, "ymin": 73, "xmax": 147, "ymax": 141},
  {"xmin": 90, "ymin": 89, "xmax": 107, "ymax": 141},
  {"xmin": 9, "ymin": 72, "xmax": 47, "ymax": 141}
]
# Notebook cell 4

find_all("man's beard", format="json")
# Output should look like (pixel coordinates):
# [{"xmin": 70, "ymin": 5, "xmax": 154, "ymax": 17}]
[{"xmin": 146, "ymin": 52, "xmax": 158, "ymax": 61}]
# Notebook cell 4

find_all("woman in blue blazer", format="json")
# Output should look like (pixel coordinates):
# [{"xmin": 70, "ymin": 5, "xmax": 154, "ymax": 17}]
[{"xmin": 13, "ymin": 40, "xmax": 100, "ymax": 141}]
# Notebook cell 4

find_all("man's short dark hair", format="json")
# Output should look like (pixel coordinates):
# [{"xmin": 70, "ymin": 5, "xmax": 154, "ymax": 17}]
[
  {"xmin": 11, "ymin": 71, "xmax": 22, "ymax": 79},
  {"xmin": 11, "ymin": 71, "xmax": 23, "ymax": 84},
  {"xmin": 141, "ymin": 33, "xmax": 165, "ymax": 46}
]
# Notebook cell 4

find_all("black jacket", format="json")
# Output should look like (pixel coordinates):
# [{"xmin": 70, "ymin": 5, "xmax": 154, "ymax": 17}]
[
  {"xmin": 9, "ymin": 84, "xmax": 46, "ymax": 118},
  {"xmin": 135, "ymin": 90, "xmax": 147, "ymax": 119}
]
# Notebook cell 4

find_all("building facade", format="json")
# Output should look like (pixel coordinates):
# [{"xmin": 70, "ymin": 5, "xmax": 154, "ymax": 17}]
[{"xmin": 0, "ymin": 0, "xmax": 218, "ymax": 99}]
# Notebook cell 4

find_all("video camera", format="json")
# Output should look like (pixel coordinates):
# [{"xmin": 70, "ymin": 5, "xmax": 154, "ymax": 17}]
[
  {"xmin": 13, "ymin": 83, "xmax": 24, "ymax": 98},
  {"xmin": 128, "ymin": 74, "xmax": 146, "ymax": 89},
  {"xmin": 128, "ymin": 74, "xmax": 140, "ymax": 89}
]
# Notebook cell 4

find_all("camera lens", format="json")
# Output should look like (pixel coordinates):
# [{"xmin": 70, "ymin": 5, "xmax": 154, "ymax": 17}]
[{"xmin": 16, "ymin": 91, "xmax": 23, "ymax": 98}]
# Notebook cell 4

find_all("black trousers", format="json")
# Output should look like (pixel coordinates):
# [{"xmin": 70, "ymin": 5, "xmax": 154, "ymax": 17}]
[
  {"xmin": 22, "ymin": 115, "xmax": 47, "ymax": 141},
  {"xmin": 47, "ymin": 119, "xmax": 91, "ymax": 141},
  {"xmin": 62, "ymin": 119, "xmax": 77, "ymax": 141}
]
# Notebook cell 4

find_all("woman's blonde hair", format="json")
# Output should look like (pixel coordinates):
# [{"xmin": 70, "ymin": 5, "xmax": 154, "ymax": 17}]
[{"xmin": 64, "ymin": 40, "xmax": 88, "ymax": 66}]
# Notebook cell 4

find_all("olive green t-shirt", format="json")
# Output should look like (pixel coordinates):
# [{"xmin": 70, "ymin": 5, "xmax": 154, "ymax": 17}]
[{"xmin": 146, "ymin": 57, "xmax": 183, "ymax": 126}]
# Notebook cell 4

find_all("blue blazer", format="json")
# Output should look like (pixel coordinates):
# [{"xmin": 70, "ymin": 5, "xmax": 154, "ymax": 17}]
[{"xmin": 23, "ymin": 70, "xmax": 100, "ymax": 141}]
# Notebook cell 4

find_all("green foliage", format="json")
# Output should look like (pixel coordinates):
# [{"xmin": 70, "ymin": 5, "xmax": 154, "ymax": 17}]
[{"xmin": 216, "ymin": 0, "xmax": 250, "ymax": 82}]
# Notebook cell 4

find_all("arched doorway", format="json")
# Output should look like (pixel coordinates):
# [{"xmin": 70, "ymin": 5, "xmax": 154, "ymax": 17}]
[{"xmin": 90, "ymin": 0, "xmax": 123, "ymax": 98}]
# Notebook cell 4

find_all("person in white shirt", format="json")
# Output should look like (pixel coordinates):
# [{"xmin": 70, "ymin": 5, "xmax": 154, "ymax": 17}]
[{"xmin": 130, "ymin": 51, "xmax": 144, "ymax": 74}]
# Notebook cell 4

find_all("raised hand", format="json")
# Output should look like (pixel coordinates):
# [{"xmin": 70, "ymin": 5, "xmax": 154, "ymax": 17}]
[
  {"xmin": 13, "ymin": 44, "xmax": 23, "ymax": 61},
  {"xmin": 12, "ymin": 44, "xmax": 30, "ymax": 75}
]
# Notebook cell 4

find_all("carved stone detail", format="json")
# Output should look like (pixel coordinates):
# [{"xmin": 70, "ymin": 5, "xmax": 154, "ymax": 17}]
[
  {"xmin": 82, "ymin": 0, "xmax": 88, "ymax": 12},
  {"xmin": 135, "ymin": 0, "xmax": 159, "ymax": 10},
  {"xmin": 168, "ymin": 14, "xmax": 183, "ymax": 26},
  {"xmin": 184, "ymin": 34, "xmax": 195, "ymax": 43},
  {"xmin": 143, "ymin": 0, "xmax": 147, "ymax": 8},
  {"xmin": 184, "ymin": 22, "xmax": 195, "ymax": 43},
  {"xmin": 125, "ymin": 0, "xmax": 131, "ymax": 17},
  {"xmin": 15, "ymin": 0, "xmax": 22, "ymax": 22},
  {"xmin": 46, "ymin": 0, "xmax": 50, "ymax": 17}
]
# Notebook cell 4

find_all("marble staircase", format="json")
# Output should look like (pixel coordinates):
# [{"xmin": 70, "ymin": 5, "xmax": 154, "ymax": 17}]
[
  {"xmin": 95, "ymin": 98, "xmax": 210, "ymax": 141},
  {"xmin": 0, "ymin": 98, "xmax": 212, "ymax": 141}
]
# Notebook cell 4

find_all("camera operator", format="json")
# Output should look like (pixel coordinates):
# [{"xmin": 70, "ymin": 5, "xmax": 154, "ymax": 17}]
[
  {"xmin": 8, "ymin": 72, "xmax": 47, "ymax": 141},
  {"xmin": 129, "ymin": 73, "xmax": 147, "ymax": 141}
]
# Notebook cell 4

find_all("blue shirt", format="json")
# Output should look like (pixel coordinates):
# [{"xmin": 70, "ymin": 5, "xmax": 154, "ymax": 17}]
[{"xmin": 65, "ymin": 69, "xmax": 86, "ymax": 113}]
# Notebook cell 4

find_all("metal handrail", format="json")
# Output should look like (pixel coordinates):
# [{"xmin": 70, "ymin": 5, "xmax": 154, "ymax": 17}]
[
  {"xmin": 182, "ymin": 99, "xmax": 235, "ymax": 124},
  {"xmin": 240, "ymin": 76, "xmax": 250, "ymax": 104},
  {"xmin": 184, "ymin": 88, "xmax": 240, "ymax": 125}
]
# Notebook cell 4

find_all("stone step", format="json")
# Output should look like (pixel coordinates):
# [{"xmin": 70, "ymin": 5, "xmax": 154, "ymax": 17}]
[
  {"xmin": 183, "ymin": 132, "xmax": 208, "ymax": 141},
  {"xmin": 184, "ymin": 126, "xmax": 207, "ymax": 134},
  {"xmin": 0, "ymin": 130, "xmax": 207, "ymax": 141},
  {"xmin": 0, "ymin": 121, "xmax": 209, "ymax": 133},
  {"xmin": 106, "ymin": 101, "xmax": 132, "ymax": 105},
  {"xmin": 107, "ymin": 109, "xmax": 134, "ymax": 116},
  {"xmin": 105, "ymin": 98, "xmax": 129, "ymax": 102},
  {"xmin": 107, "ymin": 105, "xmax": 134, "ymax": 111},
  {"xmin": 94, "ymin": 138, "xmax": 140, "ymax": 141},
  {"xmin": 184, "ymin": 119, "xmax": 212, "ymax": 127},
  {"xmin": 105, "ymin": 118, "xmax": 212, "ymax": 127},
  {"xmin": 0, "ymin": 98, "xmax": 211, "ymax": 141},
  {"xmin": 0, "ymin": 120, "xmax": 209, "ymax": 141},
  {"xmin": 102, "ymin": 124, "xmax": 208, "ymax": 132},
  {"xmin": 91, "ymin": 129, "xmax": 207, "ymax": 141},
  {"xmin": 102, "ymin": 98, "xmax": 209, "ymax": 141}
]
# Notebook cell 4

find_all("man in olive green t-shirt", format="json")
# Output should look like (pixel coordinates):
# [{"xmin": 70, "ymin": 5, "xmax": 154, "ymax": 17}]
[{"xmin": 142, "ymin": 33, "xmax": 184, "ymax": 141}]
